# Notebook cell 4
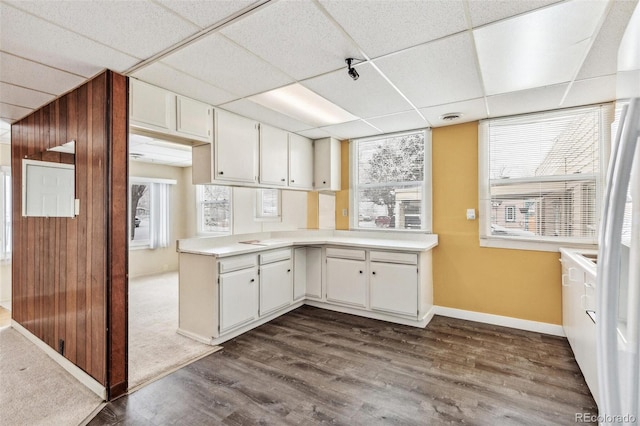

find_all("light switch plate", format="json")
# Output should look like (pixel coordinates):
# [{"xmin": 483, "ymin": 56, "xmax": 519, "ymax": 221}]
[
  {"xmin": 342, "ymin": 208, "xmax": 348, "ymax": 217},
  {"xmin": 466, "ymin": 208, "xmax": 476, "ymax": 220}
]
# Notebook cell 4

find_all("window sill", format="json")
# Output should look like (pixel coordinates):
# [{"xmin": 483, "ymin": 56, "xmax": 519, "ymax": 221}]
[
  {"xmin": 479, "ymin": 237, "xmax": 598, "ymax": 253},
  {"xmin": 129, "ymin": 244, "xmax": 151, "ymax": 251}
]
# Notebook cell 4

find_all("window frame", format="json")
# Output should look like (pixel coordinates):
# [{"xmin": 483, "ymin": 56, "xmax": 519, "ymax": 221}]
[
  {"xmin": 196, "ymin": 184, "xmax": 233, "ymax": 235},
  {"xmin": 0, "ymin": 166, "xmax": 11, "ymax": 262},
  {"xmin": 478, "ymin": 104, "xmax": 612, "ymax": 252},
  {"xmin": 350, "ymin": 128, "xmax": 432, "ymax": 233},
  {"xmin": 255, "ymin": 188, "xmax": 281, "ymax": 222},
  {"xmin": 129, "ymin": 176, "xmax": 175, "ymax": 250}
]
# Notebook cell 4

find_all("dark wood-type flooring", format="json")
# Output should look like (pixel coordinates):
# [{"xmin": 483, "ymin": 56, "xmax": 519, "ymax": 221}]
[{"xmin": 91, "ymin": 306, "xmax": 597, "ymax": 425}]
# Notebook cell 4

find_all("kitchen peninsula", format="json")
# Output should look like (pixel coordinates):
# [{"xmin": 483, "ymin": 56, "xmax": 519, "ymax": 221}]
[{"xmin": 176, "ymin": 230, "xmax": 438, "ymax": 345}]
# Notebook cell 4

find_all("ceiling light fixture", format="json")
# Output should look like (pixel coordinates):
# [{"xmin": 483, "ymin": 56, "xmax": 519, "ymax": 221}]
[{"xmin": 345, "ymin": 58, "xmax": 360, "ymax": 81}]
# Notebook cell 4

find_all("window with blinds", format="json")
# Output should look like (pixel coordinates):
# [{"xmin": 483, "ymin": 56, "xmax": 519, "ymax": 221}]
[
  {"xmin": 197, "ymin": 185, "xmax": 232, "ymax": 235},
  {"xmin": 352, "ymin": 129, "xmax": 431, "ymax": 232},
  {"xmin": 479, "ymin": 104, "xmax": 612, "ymax": 246}
]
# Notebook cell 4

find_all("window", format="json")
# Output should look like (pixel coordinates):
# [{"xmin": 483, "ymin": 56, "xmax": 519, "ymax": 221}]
[
  {"xmin": 130, "ymin": 177, "xmax": 175, "ymax": 249},
  {"xmin": 0, "ymin": 166, "xmax": 10, "ymax": 261},
  {"xmin": 197, "ymin": 185, "xmax": 232, "ymax": 234},
  {"xmin": 479, "ymin": 104, "xmax": 612, "ymax": 250},
  {"xmin": 352, "ymin": 129, "xmax": 432, "ymax": 232},
  {"xmin": 255, "ymin": 189, "xmax": 281, "ymax": 221}
]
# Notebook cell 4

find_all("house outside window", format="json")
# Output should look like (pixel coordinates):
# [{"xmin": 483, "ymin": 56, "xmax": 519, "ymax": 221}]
[
  {"xmin": 479, "ymin": 104, "xmax": 612, "ymax": 250},
  {"xmin": 351, "ymin": 129, "xmax": 432, "ymax": 232},
  {"xmin": 197, "ymin": 185, "xmax": 232, "ymax": 234}
]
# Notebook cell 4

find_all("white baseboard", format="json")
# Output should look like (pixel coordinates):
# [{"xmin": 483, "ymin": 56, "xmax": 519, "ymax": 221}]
[
  {"xmin": 304, "ymin": 300, "xmax": 435, "ymax": 328},
  {"xmin": 434, "ymin": 306, "xmax": 565, "ymax": 337},
  {"xmin": 11, "ymin": 320, "xmax": 107, "ymax": 400}
]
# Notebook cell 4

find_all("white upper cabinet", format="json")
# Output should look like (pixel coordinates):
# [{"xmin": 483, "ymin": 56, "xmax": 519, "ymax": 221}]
[
  {"xmin": 129, "ymin": 79, "xmax": 213, "ymax": 144},
  {"xmin": 176, "ymin": 96, "xmax": 212, "ymax": 141},
  {"xmin": 130, "ymin": 79, "xmax": 174, "ymax": 132},
  {"xmin": 214, "ymin": 109, "xmax": 259, "ymax": 184},
  {"xmin": 314, "ymin": 137, "xmax": 341, "ymax": 191},
  {"xmin": 259, "ymin": 124, "xmax": 289, "ymax": 186},
  {"xmin": 288, "ymin": 133, "xmax": 313, "ymax": 190}
]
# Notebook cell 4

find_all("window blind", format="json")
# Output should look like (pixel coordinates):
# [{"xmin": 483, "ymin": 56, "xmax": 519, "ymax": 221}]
[{"xmin": 481, "ymin": 104, "xmax": 612, "ymax": 244}]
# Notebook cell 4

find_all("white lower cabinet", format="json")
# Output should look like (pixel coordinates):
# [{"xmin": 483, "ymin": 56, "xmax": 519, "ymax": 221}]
[
  {"xmin": 220, "ymin": 267, "xmax": 259, "ymax": 333},
  {"xmin": 370, "ymin": 262, "xmax": 417, "ymax": 316},
  {"xmin": 326, "ymin": 257, "xmax": 367, "ymax": 308},
  {"xmin": 260, "ymin": 259, "xmax": 293, "ymax": 317}
]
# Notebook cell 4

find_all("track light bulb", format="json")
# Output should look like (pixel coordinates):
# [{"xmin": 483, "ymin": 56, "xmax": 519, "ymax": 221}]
[{"xmin": 345, "ymin": 58, "xmax": 359, "ymax": 81}]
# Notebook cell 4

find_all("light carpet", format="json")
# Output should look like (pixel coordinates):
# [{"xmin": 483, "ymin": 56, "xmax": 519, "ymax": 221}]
[
  {"xmin": 0, "ymin": 326, "xmax": 103, "ymax": 426},
  {"xmin": 128, "ymin": 271, "xmax": 221, "ymax": 390}
]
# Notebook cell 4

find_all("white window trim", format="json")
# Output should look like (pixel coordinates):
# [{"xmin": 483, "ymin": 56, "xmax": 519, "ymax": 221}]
[
  {"xmin": 254, "ymin": 188, "xmax": 282, "ymax": 222},
  {"xmin": 196, "ymin": 185, "xmax": 233, "ymax": 236},
  {"xmin": 349, "ymin": 128, "xmax": 433, "ymax": 233},
  {"xmin": 478, "ymin": 104, "xmax": 612, "ymax": 252},
  {"xmin": 129, "ymin": 176, "xmax": 176, "ymax": 250},
  {"xmin": 0, "ymin": 166, "xmax": 10, "ymax": 262}
]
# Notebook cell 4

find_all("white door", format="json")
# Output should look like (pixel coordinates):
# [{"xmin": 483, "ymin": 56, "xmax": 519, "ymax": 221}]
[
  {"xmin": 288, "ymin": 133, "xmax": 313, "ymax": 189},
  {"xmin": 370, "ymin": 262, "xmax": 417, "ymax": 317},
  {"xmin": 326, "ymin": 257, "xmax": 366, "ymax": 307},
  {"xmin": 176, "ymin": 96, "xmax": 212, "ymax": 142},
  {"xmin": 215, "ymin": 109, "xmax": 258, "ymax": 183},
  {"xmin": 260, "ymin": 260, "xmax": 292, "ymax": 316},
  {"xmin": 259, "ymin": 125, "xmax": 288, "ymax": 186},
  {"xmin": 220, "ymin": 267, "xmax": 258, "ymax": 332}
]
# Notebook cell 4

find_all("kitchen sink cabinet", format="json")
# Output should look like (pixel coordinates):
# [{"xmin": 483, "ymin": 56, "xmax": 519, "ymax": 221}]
[
  {"xmin": 259, "ymin": 124, "xmax": 289, "ymax": 187},
  {"xmin": 288, "ymin": 133, "xmax": 313, "ymax": 190}
]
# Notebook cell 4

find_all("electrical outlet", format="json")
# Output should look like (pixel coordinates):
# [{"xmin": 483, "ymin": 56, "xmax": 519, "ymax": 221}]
[
  {"xmin": 342, "ymin": 208, "xmax": 348, "ymax": 217},
  {"xmin": 466, "ymin": 209, "xmax": 476, "ymax": 220}
]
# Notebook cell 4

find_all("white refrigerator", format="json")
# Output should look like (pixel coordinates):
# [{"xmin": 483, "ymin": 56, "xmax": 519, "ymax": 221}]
[{"xmin": 596, "ymin": 2, "xmax": 640, "ymax": 422}]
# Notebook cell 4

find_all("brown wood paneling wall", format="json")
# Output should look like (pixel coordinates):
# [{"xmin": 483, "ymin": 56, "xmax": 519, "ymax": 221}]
[{"xmin": 11, "ymin": 71, "xmax": 128, "ymax": 398}]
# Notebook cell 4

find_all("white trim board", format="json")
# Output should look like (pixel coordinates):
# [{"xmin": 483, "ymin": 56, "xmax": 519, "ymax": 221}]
[
  {"xmin": 434, "ymin": 306, "xmax": 565, "ymax": 337},
  {"xmin": 11, "ymin": 320, "xmax": 107, "ymax": 400}
]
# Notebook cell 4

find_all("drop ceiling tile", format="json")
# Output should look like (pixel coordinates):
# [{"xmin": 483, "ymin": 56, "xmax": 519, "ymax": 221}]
[
  {"xmin": 0, "ymin": 103, "xmax": 33, "ymax": 121},
  {"xmin": 319, "ymin": 0, "xmax": 467, "ymax": 58},
  {"xmin": 131, "ymin": 63, "xmax": 237, "ymax": 106},
  {"xmin": 0, "ymin": 3, "xmax": 138, "ymax": 77},
  {"xmin": 320, "ymin": 120, "xmax": 380, "ymax": 140},
  {"xmin": 296, "ymin": 128, "xmax": 332, "ymax": 139},
  {"xmin": 616, "ymin": 70, "xmax": 640, "ymax": 99},
  {"xmin": 365, "ymin": 111, "xmax": 428, "ymax": 133},
  {"xmin": 7, "ymin": 0, "xmax": 199, "ymax": 59},
  {"xmin": 157, "ymin": 0, "xmax": 259, "ymax": 29},
  {"xmin": 563, "ymin": 75, "xmax": 617, "ymax": 108},
  {"xmin": 419, "ymin": 98, "xmax": 488, "ymax": 127},
  {"xmin": 162, "ymin": 33, "xmax": 293, "ymax": 98},
  {"xmin": 301, "ymin": 63, "xmax": 413, "ymax": 119},
  {"xmin": 0, "ymin": 83, "xmax": 55, "ymax": 110},
  {"xmin": 219, "ymin": 99, "xmax": 312, "ymax": 132},
  {"xmin": 374, "ymin": 33, "xmax": 484, "ymax": 108},
  {"xmin": 577, "ymin": 0, "xmax": 638, "ymax": 80},
  {"xmin": 467, "ymin": 0, "xmax": 561, "ymax": 27},
  {"xmin": 221, "ymin": 0, "xmax": 360, "ymax": 80},
  {"xmin": 474, "ymin": 0, "xmax": 609, "ymax": 96},
  {"xmin": 486, "ymin": 83, "xmax": 568, "ymax": 118},
  {"xmin": 0, "ymin": 52, "xmax": 85, "ymax": 96}
]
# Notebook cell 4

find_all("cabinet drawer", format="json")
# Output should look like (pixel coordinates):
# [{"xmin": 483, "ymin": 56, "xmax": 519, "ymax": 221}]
[
  {"xmin": 219, "ymin": 255, "xmax": 258, "ymax": 274},
  {"xmin": 260, "ymin": 249, "xmax": 291, "ymax": 265},
  {"xmin": 326, "ymin": 247, "xmax": 365, "ymax": 261},
  {"xmin": 370, "ymin": 251, "xmax": 417, "ymax": 265}
]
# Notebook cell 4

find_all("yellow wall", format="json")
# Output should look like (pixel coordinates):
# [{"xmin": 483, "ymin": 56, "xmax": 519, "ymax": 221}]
[
  {"xmin": 335, "ymin": 140, "xmax": 350, "ymax": 230},
  {"xmin": 307, "ymin": 191, "xmax": 319, "ymax": 229},
  {"xmin": 431, "ymin": 122, "xmax": 561, "ymax": 324}
]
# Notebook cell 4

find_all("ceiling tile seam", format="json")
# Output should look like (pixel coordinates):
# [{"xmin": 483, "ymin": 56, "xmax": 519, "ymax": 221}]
[
  {"xmin": 0, "ymin": 50, "xmax": 88, "ymax": 80},
  {"xmin": 462, "ymin": 0, "xmax": 491, "ymax": 117},
  {"xmin": 0, "ymin": 101, "xmax": 35, "ymax": 110},
  {"xmin": 0, "ymin": 80, "xmax": 58, "ymax": 97},
  {"xmin": 147, "ymin": 0, "xmax": 207, "ymax": 30},
  {"xmin": 2, "ymin": 2, "xmax": 143, "ymax": 64},
  {"xmin": 123, "ymin": 0, "xmax": 274, "ymax": 75},
  {"xmin": 558, "ymin": 0, "xmax": 615, "ymax": 107},
  {"xmin": 309, "ymin": 0, "xmax": 431, "ymax": 127},
  {"xmin": 360, "ymin": 119, "xmax": 383, "ymax": 134}
]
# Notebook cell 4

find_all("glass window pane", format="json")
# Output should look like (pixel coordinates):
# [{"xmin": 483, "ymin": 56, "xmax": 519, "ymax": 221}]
[
  {"xmin": 356, "ymin": 183, "xmax": 423, "ymax": 230},
  {"xmin": 130, "ymin": 183, "xmax": 150, "ymax": 245},
  {"xmin": 199, "ymin": 185, "xmax": 231, "ymax": 233}
]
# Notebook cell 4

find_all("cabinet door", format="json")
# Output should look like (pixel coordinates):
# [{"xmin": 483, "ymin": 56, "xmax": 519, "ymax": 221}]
[
  {"xmin": 220, "ymin": 267, "xmax": 258, "ymax": 332},
  {"xmin": 129, "ymin": 79, "xmax": 174, "ymax": 132},
  {"xmin": 293, "ymin": 248, "xmax": 306, "ymax": 301},
  {"xmin": 288, "ymin": 133, "xmax": 313, "ymax": 189},
  {"xmin": 215, "ymin": 109, "xmax": 258, "ymax": 183},
  {"xmin": 176, "ymin": 96, "xmax": 212, "ymax": 142},
  {"xmin": 306, "ymin": 247, "xmax": 322, "ymax": 299},
  {"xmin": 259, "ymin": 125, "xmax": 289, "ymax": 186},
  {"xmin": 313, "ymin": 137, "xmax": 341, "ymax": 191},
  {"xmin": 260, "ymin": 260, "xmax": 293, "ymax": 316},
  {"xmin": 370, "ymin": 262, "xmax": 417, "ymax": 317},
  {"xmin": 326, "ymin": 257, "xmax": 366, "ymax": 307}
]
